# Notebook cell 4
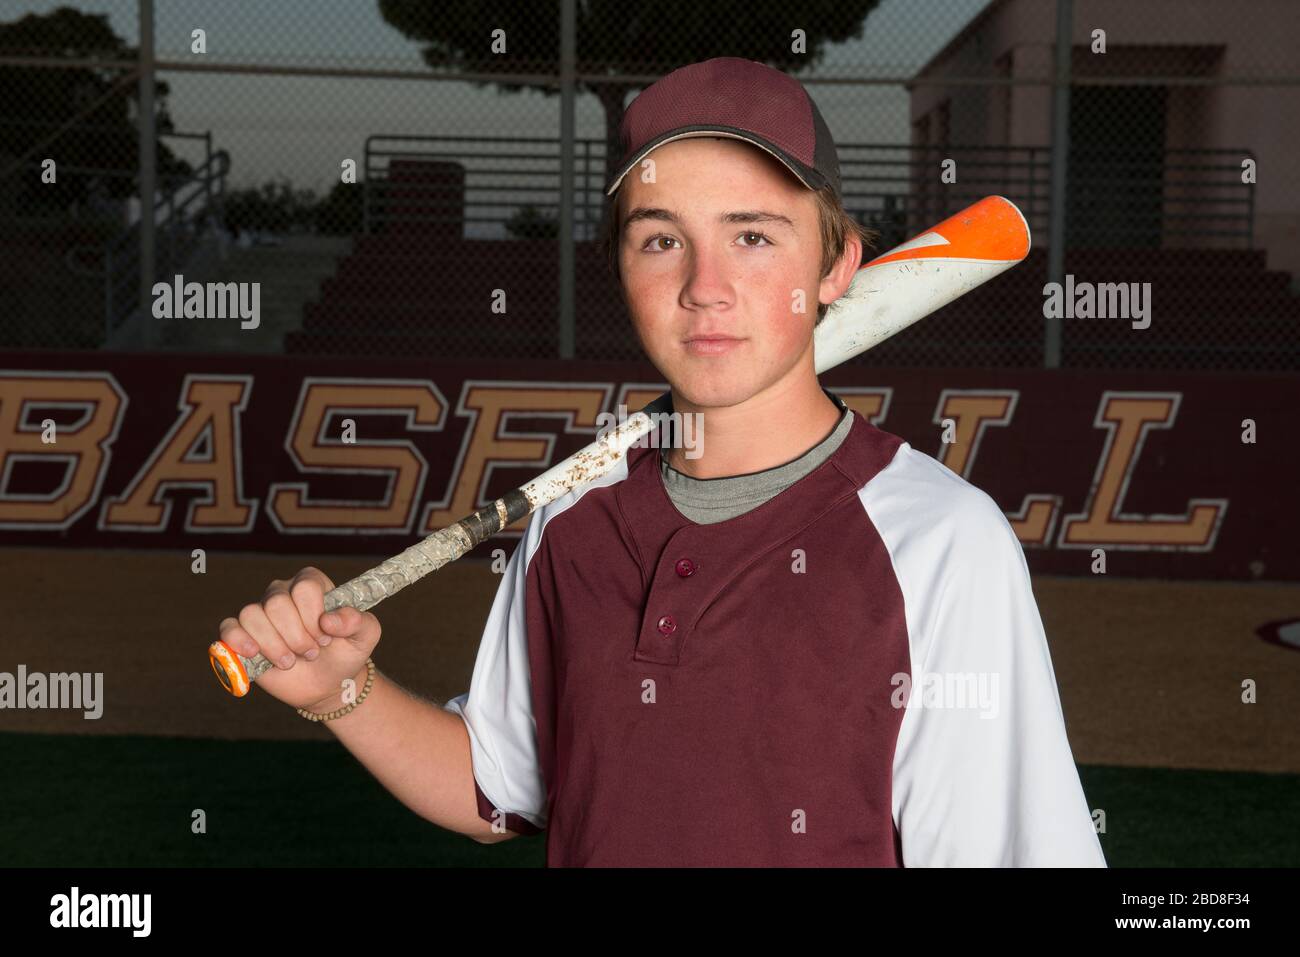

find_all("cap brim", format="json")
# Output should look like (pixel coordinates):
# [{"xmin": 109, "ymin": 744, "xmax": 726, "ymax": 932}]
[{"xmin": 605, "ymin": 128, "xmax": 826, "ymax": 196}]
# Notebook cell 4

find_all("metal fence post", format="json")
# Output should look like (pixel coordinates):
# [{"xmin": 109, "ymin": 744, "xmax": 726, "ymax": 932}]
[
  {"xmin": 167, "ymin": 185, "xmax": 176, "ymax": 270},
  {"xmin": 557, "ymin": 0, "xmax": 576, "ymax": 360},
  {"xmin": 203, "ymin": 131, "xmax": 212, "ymax": 218},
  {"xmin": 104, "ymin": 246, "xmax": 113, "ymax": 345},
  {"xmin": 580, "ymin": 138, "xmax": 590, "ymax": 239},
  {"xmin": 1245, "ymin": 151, "xmax": 1256, "ymax": 248},
  {"xmin": 362, "ymin": 137, "xmax": 371, "ymax": 235},
  {"xmin": 1045, "ymin": 0, "xmax": 1072, "ymax": 369},
  {"xmin": 138, "ymin": 0, "xmax": 156, "ymax": 348}
]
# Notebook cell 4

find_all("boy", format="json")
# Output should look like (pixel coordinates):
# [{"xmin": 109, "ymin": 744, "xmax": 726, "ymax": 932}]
[{"xmin": 220, "ymin": 57, "xmax": 1105, "ymax": 867}]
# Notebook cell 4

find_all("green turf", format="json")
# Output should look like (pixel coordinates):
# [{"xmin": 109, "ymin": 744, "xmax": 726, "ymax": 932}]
[
  {"xmin": 0, "ymin": 732, "xmax": 545, "ymax": 867},
  {"xmin": 1077, "ymin": 764, "xmax": 1300, "ymax": 867},
  {"xmin": 1, "ymin": 732, "xmax": 1296, "ymax": 866}
]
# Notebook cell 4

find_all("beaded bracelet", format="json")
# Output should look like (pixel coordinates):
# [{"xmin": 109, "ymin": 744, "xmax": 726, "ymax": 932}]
[{"xmin": 297, "ymin": 658, "xmax": 376, "ymax": 722}]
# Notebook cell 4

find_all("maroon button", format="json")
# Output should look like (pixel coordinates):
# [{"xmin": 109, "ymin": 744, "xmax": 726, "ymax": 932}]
[
  {"xmin": 657, "ymin": 615, "xmax": 677, "ymax": 636},
  {"xmin": 674, "ymin": 558, "xmax": 696, "ymax": 578}
]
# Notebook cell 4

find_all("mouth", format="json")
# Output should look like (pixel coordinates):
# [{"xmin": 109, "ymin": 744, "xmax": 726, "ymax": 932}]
[{"xmin": 683, "ymin": 334, "xmax": 745, "ymax": 356}]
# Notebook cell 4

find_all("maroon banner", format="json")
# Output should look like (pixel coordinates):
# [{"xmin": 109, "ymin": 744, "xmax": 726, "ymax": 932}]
[{"xmin": 1, "ymin": 351, "xmax": 1294, "ymax": 580}]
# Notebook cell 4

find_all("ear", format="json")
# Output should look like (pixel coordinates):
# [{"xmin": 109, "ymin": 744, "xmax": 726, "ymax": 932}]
[{"xmin": 818, "ymin": 231, "xmax": 863, "ymax": 311}]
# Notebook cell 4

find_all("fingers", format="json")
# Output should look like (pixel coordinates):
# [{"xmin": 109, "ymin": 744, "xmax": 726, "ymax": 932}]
[
  {"xmin": 218, "ymin": 567, "xmax": 353, "ymax": 672},
  {"xmin": 257, "ymin": 565, "xmax": 338, "ymax": 664},
  {"xmin": 263, "ymin": 590, "xmax": 321, "ymax": 662},
  {"xmin": 292, "ymin": 566, "xmax": 336, "ymax": 601},
  {"xmin": 218, "ymin": 616, "xmax": 259, "ymax": 661},
  {"xmin": 320, "ymin": 605, "xmax": 382, "ymax": 654},
  {"xmin": 288, "ymin": 570, "xmax": 330, "ymax": 645},
  {"xmin": 237, "ymin": 601, "xmax": 296, "ymax": 671}
]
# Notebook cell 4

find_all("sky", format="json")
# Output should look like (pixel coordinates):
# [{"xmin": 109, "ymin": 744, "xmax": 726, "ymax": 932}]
[{"xmin": 11, "ymin": 0, "xmax": 992, "ymax": 199}]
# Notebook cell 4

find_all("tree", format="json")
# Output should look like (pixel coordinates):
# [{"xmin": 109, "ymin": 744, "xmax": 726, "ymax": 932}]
[
  {"xmin": 315, "ymin": 179, "xmax": 364, "ymax": 235},
  {"xmin": 505, "ymin": 204, "xmax": 559, "ymax": 240},
  {"xmin": 377, "ymin": 1, "xmax": 881, "ymax": 223},
  {"xmin": 0, "ymin": 7, "xmax": 191, "ymax": 215},
  {"xmin": 224, "ymin": 178, "xmax": 318, "ymax": 236}
]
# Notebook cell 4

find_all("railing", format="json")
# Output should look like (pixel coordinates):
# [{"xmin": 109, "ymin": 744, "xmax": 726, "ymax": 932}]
[
  {"xmin": 838, "ymin": 143, "xmax": 1053, "ymax": 249},
  {"xmin": 1, "ymin": 125, "xmax": 230, "ymax": 345},
  {"xmin": 101, "ymin": 147, "xmax": 230, "ymax": 340},
  {"xmin": 361, "ymin": 136, "xmax": 1256, "ymax": 250},
  {"xmin": 1064, "ymin": 147, "xmax": 1256, "ymax": 246},
  {"xmin": 363, "ymin": 134, "xmax": 607, "ymax": 240}
]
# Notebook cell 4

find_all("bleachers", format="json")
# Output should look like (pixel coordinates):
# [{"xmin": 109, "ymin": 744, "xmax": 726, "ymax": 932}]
[
  {"xmin": 286, "ymin": 236, "xmax": 635, "ymax": 360},
  {"xmin": 285, "ymin": 236, "xmax": 1300, "ymax": 370},
  {"xmin": 1, "ymin": 221, "xmax": 107, "ymax": 350}
]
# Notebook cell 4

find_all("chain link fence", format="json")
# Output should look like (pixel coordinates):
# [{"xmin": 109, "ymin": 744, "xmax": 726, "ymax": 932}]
[{"xmin": 2, "ymin": 0, "xmax": 1297, "ymax": 369}]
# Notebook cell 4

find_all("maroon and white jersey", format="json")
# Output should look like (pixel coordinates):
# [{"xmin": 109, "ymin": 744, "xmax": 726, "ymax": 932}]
[{"xmin": 444, "ymin": 406, "xmax": 1106, "ymax": 867}]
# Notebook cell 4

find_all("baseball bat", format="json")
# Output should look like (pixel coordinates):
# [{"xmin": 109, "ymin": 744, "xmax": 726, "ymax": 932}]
[{"xmin": 208, "ymin": 194, "xmax": 1031, "ymax": 696}]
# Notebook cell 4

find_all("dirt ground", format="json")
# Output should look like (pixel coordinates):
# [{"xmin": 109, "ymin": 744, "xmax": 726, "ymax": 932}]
[{"xmin": 3, "ymin": 546, "xmax": 1297, "ymax": 773}]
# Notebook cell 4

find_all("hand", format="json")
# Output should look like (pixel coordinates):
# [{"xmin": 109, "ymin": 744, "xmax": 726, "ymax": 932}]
[{"xmin": 217, "ymin": 567, "xmax": 381, "ymax": 711}]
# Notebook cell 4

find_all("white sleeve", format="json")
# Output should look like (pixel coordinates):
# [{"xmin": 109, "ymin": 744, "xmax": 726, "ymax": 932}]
[
  {"xmin": 875, "ymin": 450, "xmax": 1105, "ymax": 866},
  {"xmin": 442, "ymin": 512, "xmax": 549, "ymax": 831}
]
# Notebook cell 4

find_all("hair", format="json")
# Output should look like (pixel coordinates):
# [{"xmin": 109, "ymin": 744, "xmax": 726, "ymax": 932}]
[{"xmin": 598, "ymin": 181, "xmax": 879, "ymax": 325}]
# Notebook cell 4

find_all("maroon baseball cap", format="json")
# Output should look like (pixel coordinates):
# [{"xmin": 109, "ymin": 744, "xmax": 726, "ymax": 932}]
[{"xmin": 604, "ymin": 57, "xmax": 842, "ymax": 201}]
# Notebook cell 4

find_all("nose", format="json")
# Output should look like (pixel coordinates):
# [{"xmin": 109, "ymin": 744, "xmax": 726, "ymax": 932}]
[{"xmin": 680, "ymin": 244, "xmax": 734, "ymax": 311}]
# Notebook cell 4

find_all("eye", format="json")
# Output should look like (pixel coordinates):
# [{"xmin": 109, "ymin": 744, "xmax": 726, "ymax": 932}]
[
  {"xmin": 640, "ymin": 234, "xmax": 680, "ymax": 252},
  {"xmin": 737, "ymin": 231, "xmax": 773, "ymax": 248}
]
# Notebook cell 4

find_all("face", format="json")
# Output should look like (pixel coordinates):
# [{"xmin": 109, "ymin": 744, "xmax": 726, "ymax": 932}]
[{"xmin": 616, "ymin": 137, "xmax": 855, "ymax": 410}]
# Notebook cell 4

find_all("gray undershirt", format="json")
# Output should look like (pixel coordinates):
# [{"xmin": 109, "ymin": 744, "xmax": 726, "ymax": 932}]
[{"xmin": 658, "ymin": 389, "xmax": 853, "ymax": 524}]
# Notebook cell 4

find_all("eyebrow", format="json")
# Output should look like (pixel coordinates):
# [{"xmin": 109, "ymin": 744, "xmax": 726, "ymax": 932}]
[{"xmin": 621, "ymin": 207, "xmax": 797, "ymax": 234}]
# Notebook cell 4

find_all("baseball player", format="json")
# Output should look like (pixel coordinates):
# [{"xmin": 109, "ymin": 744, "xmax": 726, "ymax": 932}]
[{"xmin": 220, "ymin": 57, "xmax": 1105, "ymax": 867}]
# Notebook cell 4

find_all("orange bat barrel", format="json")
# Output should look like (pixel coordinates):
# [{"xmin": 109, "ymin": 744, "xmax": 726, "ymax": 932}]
[{"xmin": 813, "ymin": 195, "xmax": 1031, "ymax": 373}]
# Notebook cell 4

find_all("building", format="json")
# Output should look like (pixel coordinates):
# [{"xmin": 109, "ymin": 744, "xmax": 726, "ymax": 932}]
[{"xmin": 909, "ymin": 0, "xmax": 1299, "ymax": 276}]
